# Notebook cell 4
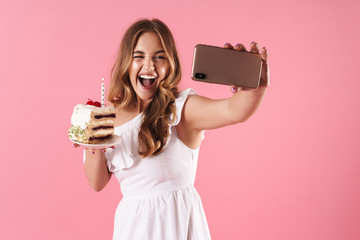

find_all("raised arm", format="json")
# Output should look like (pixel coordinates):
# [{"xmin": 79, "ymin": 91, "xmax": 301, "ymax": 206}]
[
  {"xmin": 176, "ymin": 42, "xmax": 269, "ymax": 148},
  {"xmin": 184, "ymin": 87, "xmax": 266, "ymax": 130}
]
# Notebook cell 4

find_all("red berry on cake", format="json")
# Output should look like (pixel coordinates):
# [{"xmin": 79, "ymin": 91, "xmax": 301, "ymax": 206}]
[
  {"xmin": 86, "ymin": 99, "xmax": 94, "ymax": 105},
  {"xmin": 86, "ymin": 99, "xmax": 101, "ymax": 107},
  {"xmin": 93, "ymin": 101, "xmax": 101, "ymax": 107}
]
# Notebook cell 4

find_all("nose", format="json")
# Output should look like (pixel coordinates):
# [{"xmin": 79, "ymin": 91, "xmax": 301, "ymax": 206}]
[{"xmin": 143, "ymin": 56, "xmax": 155, "ymax": 71}]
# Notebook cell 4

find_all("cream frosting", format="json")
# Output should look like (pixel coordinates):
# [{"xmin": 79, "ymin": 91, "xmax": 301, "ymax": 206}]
[
  {"xmin": 70, "ymin": 104, "xmax": 116, "ymax": 129},
  {"xmin": 71, "ymin": 104, "xmax": 94, "ymax": 129}
]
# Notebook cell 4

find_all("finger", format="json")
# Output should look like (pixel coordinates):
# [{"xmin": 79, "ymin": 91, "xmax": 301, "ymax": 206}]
[
  {"xmin": 261, "ymin": 47, "xmax": 268, "ymax": 63},
  {"xmin": 239, "ymin": 87, "xmax": 252, "ymax": 91},
  {"xmin": 223, "ymin": 42, "xmax": 233, "ymax": 49},
  {"xmin": 260, "ymin": 47, "xmax": 270, "ymax": 87},
  {"xmin": 85, "ymin": 148, "xmax": 96, "ymax": 154},
  {"xmin": 234, "ymin": 43, "xmax": 246, "ymax": 51},
  {"xmin": 249, "ymin": 42, "xmax": 260, "ymax": 54},
  {"xmin": 72, "ymin": 143, "xmax": 80, "ymax": 148},
  {"xmin": 230, "ymin": 85, "xmax": 253, "ymax": 93},
  {"xmin": 101, "ymin": 147, "xmax": 113, "ymax": 153}
]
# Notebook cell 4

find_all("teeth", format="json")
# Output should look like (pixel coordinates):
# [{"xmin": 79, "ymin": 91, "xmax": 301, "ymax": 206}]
[{"xmin": 139, "ymin": 75, "xmax": 156, "ymax": 79}]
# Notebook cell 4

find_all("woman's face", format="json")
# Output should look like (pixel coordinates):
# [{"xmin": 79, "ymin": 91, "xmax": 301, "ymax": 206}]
[{"xmin": 129, "ymin": 31, "xmax": 168, "ymax": 103}]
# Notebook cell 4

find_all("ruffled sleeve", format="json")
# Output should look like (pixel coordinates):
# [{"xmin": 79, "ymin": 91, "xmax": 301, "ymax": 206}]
[
  {"xmin": 82, "ymin": 136, "xmax": 135, "ymax": 173},
  {"xmin": 170, "ymin": 88, "xmax": 197, "ymax": 127},
  {"xmin": 104, "ymin": 118, "xmax": 142, "ymax": 173},
  {"xmin": 104, "ymin": 138, "xmax": 135, "ymax": 173}
]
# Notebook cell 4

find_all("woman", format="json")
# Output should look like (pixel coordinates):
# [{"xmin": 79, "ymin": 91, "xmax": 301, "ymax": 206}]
[{"xmin": 80, "ymin": 18, "xmax": 269, "ymax": 239}]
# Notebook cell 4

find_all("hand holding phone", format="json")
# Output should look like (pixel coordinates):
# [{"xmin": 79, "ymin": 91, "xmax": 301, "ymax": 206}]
[{"xmin": 191, "ymin": 44, "xmax": 264, "ymax": 89}]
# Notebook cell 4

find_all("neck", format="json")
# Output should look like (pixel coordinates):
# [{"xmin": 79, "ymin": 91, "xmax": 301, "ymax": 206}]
[{"xmin": 136, "ymin": 97, "xmax": 151, "ymax": 113}]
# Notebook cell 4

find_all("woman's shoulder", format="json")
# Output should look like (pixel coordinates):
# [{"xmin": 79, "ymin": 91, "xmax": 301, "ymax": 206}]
[
  {"xmin": 179, "ymin": 89, "xmax": 209, "ymax": 111},
  {"xmin": 175, "ymin": 88, "xmax": 200, "ymax": 107},
  {"xmin": 114, "ymin": 107, "xmax": 141, "ymax": 128}
]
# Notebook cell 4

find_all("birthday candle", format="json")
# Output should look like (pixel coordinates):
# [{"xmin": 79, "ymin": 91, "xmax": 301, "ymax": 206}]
[{"xmin": 101, "ymin": 78, "xmax": 105, "ymax": 107}]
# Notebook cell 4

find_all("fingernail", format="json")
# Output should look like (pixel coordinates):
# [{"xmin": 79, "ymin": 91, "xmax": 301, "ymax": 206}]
[
  {"xmin": 72, "ymin": 144, "xmax": 77, "ymax": 147},
  {"xmin": 234, "ymin": 43, "xmax": 240, "ymax": 47},
  {"xmin": 91, "ymin": 151, "xmax": 95, "ymax": 154},
  {"xmin": 251, "ymin": 41, "xmax": 257, "ymax": 45},
  {"xmin": 224, "ymin": 42, "xmax": 230, "ymax": 46},
  {"xmin": 101, "ymin": 149, "xmax": 106, "ymax": 153},
  {"xmin": 231, "ymin": 86, "xmax": 238, "ymax": 93}
]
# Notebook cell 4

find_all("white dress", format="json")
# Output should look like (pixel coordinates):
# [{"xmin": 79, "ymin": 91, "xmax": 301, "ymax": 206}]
[{"xmin": 104, "ymin": 88, "xmax": 211, "ymax": 240}]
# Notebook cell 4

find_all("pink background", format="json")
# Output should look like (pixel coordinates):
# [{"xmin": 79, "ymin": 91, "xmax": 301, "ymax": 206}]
[{"xmin": 1, "ymin": 0, "xmax": 359, "ymax": 239}]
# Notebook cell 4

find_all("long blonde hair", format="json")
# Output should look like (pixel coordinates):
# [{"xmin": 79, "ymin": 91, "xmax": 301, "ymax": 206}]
[{"xmin": 108, "ymin": 19, "xmax": 182, "ymax": 158}]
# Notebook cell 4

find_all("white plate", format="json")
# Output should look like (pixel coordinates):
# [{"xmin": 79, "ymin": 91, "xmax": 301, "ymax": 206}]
[{"xmin": 70, "ymin": 135, "xmax": 122, "ymax": 149}]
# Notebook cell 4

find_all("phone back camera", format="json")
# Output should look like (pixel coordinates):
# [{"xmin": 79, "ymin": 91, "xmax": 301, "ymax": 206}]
[{"xmin": 195, "ymin": 73, "xmax": 206, "ymax": 79}]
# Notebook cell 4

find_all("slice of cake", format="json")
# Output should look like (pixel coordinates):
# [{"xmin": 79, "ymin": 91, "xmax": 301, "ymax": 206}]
[{"xmin": 69, "ymin": 101, "xmax": 116, "ymax": 144}]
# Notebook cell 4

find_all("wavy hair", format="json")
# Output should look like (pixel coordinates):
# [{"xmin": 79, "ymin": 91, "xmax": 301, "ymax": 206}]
[{"xmin": 108, "ymin": 19, "xmax": 182, "ymax": 158}]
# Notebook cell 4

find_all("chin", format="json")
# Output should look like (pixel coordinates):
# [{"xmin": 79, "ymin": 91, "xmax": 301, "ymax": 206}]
[{"xmin": 136, "ymin": 87, "xmax": 157, "ymax": 102}]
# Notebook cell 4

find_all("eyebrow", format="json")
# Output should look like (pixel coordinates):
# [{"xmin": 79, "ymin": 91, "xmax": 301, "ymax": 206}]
[{"xmin": 133, "ymin": 50, "xmax": 165, "ymax": 55}]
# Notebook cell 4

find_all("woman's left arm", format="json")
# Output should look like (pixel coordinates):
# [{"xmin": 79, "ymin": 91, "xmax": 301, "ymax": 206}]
[{"xmin": 182, "ymin": 42, "xmax": 269, "ymax": 131}]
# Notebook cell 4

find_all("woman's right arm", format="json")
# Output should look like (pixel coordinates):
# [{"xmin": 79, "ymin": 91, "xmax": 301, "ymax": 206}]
[{"xmin": 83, "ymin": 148, "xmax": 112, "ymax": 192}]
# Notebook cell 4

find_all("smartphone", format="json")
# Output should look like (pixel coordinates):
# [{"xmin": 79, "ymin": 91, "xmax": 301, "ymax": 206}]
[{"xmin": 191, "ymin": 44, "xmax": 263, "ymax": 88}]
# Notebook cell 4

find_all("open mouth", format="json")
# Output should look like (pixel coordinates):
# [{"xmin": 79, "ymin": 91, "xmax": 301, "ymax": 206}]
[{"xmin": 138, "ymin": 74, "xmax": 157, "ymax": 89}]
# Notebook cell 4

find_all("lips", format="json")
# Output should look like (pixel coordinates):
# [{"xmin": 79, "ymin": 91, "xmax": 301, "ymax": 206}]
[{"xmin": 138, "ymin": 74, "xmax": 157, "ymax": 89}]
